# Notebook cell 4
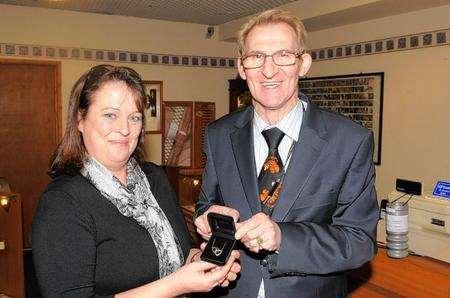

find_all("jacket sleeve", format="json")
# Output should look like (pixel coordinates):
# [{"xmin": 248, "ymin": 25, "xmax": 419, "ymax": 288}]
[
  {"xmin": 31, "ymin": 190, "xmax": 113, "ymax": 298},
  {"xmin": 268, "ymin": 131, "xmax": 379, "ymax": 276}
]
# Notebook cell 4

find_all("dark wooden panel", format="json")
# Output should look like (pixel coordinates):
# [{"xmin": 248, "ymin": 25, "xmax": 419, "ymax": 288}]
[
  {"xmin": 181, "ymin": 205, "xmax": 201, "ymax": 246},
  {"xmin": 193, "ymin": 102, "xmax": 215, "ymax": 168},
  {"xmin": 178, "ymin": 168, "xmax": 203, "ymax": 206},
  {"xmin": 0, "ymin": 194, "xmax": 25, "ymax": 298},
  {"xmin": 0, "ymin": 59, "xmax": 61, "ymax": 248}
]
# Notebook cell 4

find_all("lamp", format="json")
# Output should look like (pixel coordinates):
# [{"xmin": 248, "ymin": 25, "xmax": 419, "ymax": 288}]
[{"xmin": 0, "ymin": 195, "xmax": 13, "ymax": 212}]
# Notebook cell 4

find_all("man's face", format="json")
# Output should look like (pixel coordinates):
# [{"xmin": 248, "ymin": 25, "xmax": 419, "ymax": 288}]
[{"xmin": 238, "ymin": 23, "xmax": 311, "ymax": 116}]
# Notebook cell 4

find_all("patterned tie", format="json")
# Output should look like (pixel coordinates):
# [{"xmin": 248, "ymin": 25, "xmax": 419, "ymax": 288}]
[{"xmin": 258, "ymin": 127, "xmax": 285, "ymax": 215}]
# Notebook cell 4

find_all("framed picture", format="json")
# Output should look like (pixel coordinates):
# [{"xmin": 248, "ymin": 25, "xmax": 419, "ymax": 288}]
[
  {"xmin": 162, "ymin": 101, "xmax": 193, "ymax": 167},
  {"xmin": 299, "ymin": 73, "xmax": 384, "ymax": 165},
  {"xmin": 143, "ymin": 80, "xmax": 163, "ymax": 134}
]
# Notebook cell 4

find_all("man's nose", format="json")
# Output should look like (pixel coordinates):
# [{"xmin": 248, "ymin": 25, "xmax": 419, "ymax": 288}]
[{"xmin": 262, "ymin": 56, "xmax": 279, "ymax": 78}]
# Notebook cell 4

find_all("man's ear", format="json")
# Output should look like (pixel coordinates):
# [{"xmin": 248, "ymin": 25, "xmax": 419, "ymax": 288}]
[
  {"xmin": 77, "ymin": 112, "xmax": 84, "ymax": 133},
  {"xmin": 237, "ymin": 58, "xmax": 247, "ymax": 80},
  {"xmin": 298, "ymin": 53, "xmax": 312, "ymax": 77}
]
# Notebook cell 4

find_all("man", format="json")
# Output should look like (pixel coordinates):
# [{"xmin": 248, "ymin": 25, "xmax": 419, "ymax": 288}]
[{"xmin": 195, "ymin": 9, "xmax": 379, "ymax": 298}]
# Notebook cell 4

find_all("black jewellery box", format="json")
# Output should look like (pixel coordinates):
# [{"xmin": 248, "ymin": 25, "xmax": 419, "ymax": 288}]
[{"xmin": 200, "ymin": 212, "xmax": 237, "ymax": 266}]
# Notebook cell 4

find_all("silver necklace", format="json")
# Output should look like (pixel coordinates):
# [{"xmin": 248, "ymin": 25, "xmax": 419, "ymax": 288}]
[{"xmin": 211, "ymin": 238, "xmax": 227, "ymax": 256}]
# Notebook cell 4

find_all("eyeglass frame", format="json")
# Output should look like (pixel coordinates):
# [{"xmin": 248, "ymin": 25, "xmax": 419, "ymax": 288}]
[{"xmin": 240, "ymin": 49, "xmax": 305, "ymax": 69}]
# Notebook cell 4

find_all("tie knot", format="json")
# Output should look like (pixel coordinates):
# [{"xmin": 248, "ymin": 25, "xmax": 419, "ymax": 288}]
[{"xmin": 262, "ymin": 127, "xmax": 285, "ymax": 150}]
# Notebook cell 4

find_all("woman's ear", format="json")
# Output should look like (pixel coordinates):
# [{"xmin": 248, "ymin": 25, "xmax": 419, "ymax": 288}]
[{"xmin": 77, "ymin": 112, "xmax": 84, "ymax": 133}]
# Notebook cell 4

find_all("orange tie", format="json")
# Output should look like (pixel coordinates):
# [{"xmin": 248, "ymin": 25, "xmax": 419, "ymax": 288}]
[{"xmin": 257, "ymin": 127, "xmax": 285, "ymax": 215}]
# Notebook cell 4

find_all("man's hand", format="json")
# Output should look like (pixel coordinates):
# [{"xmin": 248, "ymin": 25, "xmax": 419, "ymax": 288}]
[
  {"xmin": 194, "ymin": 205, "xmax": 240, "ymax": 240},
  {"xmin": 235, "ymin": 212, "xmax": 281, "ymax": 253}
]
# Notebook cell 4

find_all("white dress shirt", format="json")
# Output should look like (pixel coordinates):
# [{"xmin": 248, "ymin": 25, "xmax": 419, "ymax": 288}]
[{"xmin": 252, "ymin": 99, "xmax": 306, "ymax": 298}]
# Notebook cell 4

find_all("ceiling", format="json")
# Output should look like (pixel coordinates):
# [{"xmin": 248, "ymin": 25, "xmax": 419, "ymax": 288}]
[
  {"xmin": 302, "ymin": 0, "xmax": 450, "ymax": 32},
  {"xmin": 1, "ymin": 0, "xmax": 449, "ymax": 28},
  {"xmin": 0, "ymin": 0, "xmax": 299, "ymax": 25}
]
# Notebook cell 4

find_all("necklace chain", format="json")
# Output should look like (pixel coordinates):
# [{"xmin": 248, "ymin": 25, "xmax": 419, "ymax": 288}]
[{"xmin": 211, "ymin": 238, "xmax": 227, "ymax": 256}]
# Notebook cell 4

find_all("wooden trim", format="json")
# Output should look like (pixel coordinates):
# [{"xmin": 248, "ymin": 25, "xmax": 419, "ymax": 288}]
[{"xmin": 54, "ymin": 61, "xmax": 62, "ymax": 140}]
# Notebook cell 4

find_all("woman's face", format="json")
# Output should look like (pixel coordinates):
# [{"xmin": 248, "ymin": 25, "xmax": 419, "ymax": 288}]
[{"xmin": 78, "ymin": 81, "xmax": 143, "ymax": 173}]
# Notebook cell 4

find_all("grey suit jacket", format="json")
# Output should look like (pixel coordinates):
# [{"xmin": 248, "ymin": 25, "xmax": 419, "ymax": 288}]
[{"xmin": 196, "ymin": 95, "xmax": 379, "ymax": 298}]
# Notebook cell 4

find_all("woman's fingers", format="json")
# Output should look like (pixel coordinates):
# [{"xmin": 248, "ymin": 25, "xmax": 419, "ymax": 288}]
[{"xmin": 194, "ymin": 260, "xmax": 218, "ymax": 271}]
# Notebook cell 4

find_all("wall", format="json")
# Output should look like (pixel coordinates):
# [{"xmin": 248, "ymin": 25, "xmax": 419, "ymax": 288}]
[
  {"xmin": 2, "ymin": 4, "xmax": 449, "ymax": 199},
  {"xmin": 221, "ymin": 3, "xmax": 450, "ymax": 199},
  {"xmin": 306, "ymin": 5, "xmax": 450, "ymax": 198},
  {"xmin": 0, "ymin": 4, "xmax": 238, "ymax": 163}
]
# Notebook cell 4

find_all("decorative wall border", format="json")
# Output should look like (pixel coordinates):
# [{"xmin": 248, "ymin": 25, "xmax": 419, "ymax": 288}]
[
  {"xmin": 1, "ymin": 28, "xmax": 448, "ymax": 66},
  {"xmin": 0, "ymin": 43, "xmax": 236, "ymax": 69},
  {"xmin": 309, "ymin": 28, "xmax": 449, "ymax": 61}
]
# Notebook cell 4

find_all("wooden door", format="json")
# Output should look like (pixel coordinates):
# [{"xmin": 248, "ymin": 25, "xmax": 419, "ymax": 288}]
[
  {"xmin": 0, "ymin": 59, "xmax": 61, "ymax": 248},
  {"xmin": 0, "ymin": 194, "xmax": 25, "ymax": 297}
]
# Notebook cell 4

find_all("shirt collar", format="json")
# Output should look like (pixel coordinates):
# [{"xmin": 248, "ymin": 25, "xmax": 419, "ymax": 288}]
[{"xmin": 253, "ymin": 99, "xmax": 306, "ymax": 142}]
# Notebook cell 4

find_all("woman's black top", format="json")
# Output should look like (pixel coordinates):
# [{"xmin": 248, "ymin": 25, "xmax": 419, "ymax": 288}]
[{"xmin": 31, "ymin": 163, "xmax": 193, "ymax": 297}]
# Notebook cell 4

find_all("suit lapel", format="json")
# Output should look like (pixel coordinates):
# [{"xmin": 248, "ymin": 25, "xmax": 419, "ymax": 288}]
[
  {"xmin": 230, "ymin": 108, "xmax": 261, "ymax": 215},
  {"xmin": 271, "ymin": 100, "xmax": 328, "ymax": 221}
]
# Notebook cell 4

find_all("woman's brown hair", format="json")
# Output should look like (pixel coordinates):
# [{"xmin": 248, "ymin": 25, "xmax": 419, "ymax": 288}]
[{"xmin": 49, "ymin": 64, "xmax": 147, "ymax": 177}]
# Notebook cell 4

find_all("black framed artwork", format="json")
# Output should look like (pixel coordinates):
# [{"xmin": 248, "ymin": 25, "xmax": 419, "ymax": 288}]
[
  {"xmin": 299, "ymin": 73, "xmax": 384, "ymax": 165},
  {"xmin": 143, "ymin": 80, "xmax": 163, "ymax": 134}
]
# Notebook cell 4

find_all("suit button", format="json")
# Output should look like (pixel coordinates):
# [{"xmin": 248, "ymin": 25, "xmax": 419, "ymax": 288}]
[{"xmin": 260, "ymin": 259, "xmax": 268, "ymax": 267}]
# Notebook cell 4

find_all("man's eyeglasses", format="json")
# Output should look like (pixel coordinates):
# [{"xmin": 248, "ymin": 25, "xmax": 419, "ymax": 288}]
[{"xmin": 241, "ymin": 50, "xmax": 303, "ymax": 69}]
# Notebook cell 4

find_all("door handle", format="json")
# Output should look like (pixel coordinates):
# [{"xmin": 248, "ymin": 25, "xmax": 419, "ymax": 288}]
[{"xmin": 0, "ymin": 240, "xmax": 5, "ymax": 250}]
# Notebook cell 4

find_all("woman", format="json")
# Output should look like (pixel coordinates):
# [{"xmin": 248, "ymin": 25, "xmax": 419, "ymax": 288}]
[{"xmin": 31, "ymin": 65, "xmax": 240, "ymax": 297}]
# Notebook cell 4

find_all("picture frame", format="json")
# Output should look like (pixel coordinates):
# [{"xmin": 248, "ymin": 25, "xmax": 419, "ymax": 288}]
[
  {"xmin": 299, "ymin": 72, "xmax": 384, "ymax": 165},
  {"xmin": 162, "ymin": 101, "xmax": 193, "ymax": 167},
  {"xmin": 143, "ymin": 80, "xmax": 163, "ymax": 134}
]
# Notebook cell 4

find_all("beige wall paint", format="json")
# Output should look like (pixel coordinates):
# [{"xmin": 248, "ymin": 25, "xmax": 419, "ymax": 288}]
[
  {"xmin": 55, "ymin": 60, "xmax": 236, "ymax": 164},
  {"xmin": 307, "ymin": 5, "xmax": 450, "ymax": 48},
  {"xmin": 306, "ymin": 6, "xmax": 450, "ymax": 199},
  {"xmin": 0, "ymin": 4, "xmax": 238, "ymax": 164},
  {"xmin": 2, "ymin": 4, "xmax": 449, "ymax": 199},
  {"xmin": 0, "ymin": 4, "xmax": 235, "ymax": 56},
  {"xmin": 308, "ymin": 46, "xmax": 450, "ymax": 199}
]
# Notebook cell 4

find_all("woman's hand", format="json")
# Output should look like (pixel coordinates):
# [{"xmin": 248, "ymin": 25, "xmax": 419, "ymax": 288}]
[
  {"xmin": 115, "ymin": 248, "xmax": 241, "ymax": 297},
  {"xmin": 186, "ymin": 248, "xmax": 202, "ymax": 264},
  {"xmin": 216, "ymin": 250, "xmax": 241, "ymax": 287},
  {"xmin": 196, "ymin": 243, "xmax": 241, "ymax": 288},
  {"xmin": 172, "ymin": 250, "xmax": 240, "ymax": 294}
]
